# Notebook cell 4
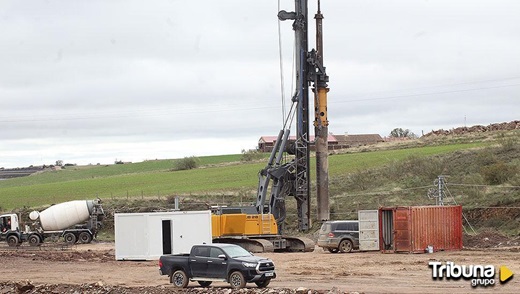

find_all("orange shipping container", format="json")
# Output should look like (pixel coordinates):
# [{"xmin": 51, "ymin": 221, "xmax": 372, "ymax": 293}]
[{"xmin": 379, "ymin": 206, "xmax": 463, "ymax": 253}]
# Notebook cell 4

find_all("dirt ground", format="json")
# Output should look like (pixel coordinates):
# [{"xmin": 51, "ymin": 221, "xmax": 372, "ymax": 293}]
[{"xmin": 1, "ymin": 242, "xmax": 519, "ymax": 294}]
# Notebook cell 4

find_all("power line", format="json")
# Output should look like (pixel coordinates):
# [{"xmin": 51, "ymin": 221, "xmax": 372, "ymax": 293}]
[
  {"xmin": 0, "ymin": 104, "xmax": 276, "ymax": 123},
  {"xmin": 277, "ymin": 0, "xmax": 286, "ymax": 127},
  {"xmin": 442, "ymin": 180, "xmax": 477, "ymax": 234},
  {"xmin": 448, "ymin": 183, "xmax": 520, "ymax": 188},
  {"xmin": 1, "ymin": 78, "xmax": 519, "ymax": 124},
  {"xmin": 333, "ymin": 83, "xmax": 520, "ymax": 104},
  {"xmin": 465, "ymin": 207, "xmax": 520, "ymax": 209},
  {"xmin": 331, "ymin": 185, "xmax": 432, "ymax": 198},
  {"xmin": 343, "ymin": 75, "xmax": 520, "ymax": 97}
]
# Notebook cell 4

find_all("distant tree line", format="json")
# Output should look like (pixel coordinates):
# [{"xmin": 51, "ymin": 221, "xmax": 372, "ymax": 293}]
[{"xmin": 389, "ymin": 128, "xmax": 417, "ymax": 139}]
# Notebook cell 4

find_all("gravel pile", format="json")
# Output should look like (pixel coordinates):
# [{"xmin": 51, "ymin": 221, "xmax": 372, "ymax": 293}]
[{"xmin": 0, "ymin": 281, "xmax": 358, "ymax": 294}]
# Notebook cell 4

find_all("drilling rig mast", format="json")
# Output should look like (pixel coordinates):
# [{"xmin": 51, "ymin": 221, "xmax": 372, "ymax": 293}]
[
  {"xmin": 212, "ymin": 0, "xmax": 329, "ymax": 253},
  {"xmin": 278, "ymin": 0, "xmax": 330, "ymax": 230}
]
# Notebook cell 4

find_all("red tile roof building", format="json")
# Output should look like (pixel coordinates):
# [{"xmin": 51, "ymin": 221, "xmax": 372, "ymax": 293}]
[{"xmin": 258, "ymin": 133, "xmax": 383, "ymax": 152}]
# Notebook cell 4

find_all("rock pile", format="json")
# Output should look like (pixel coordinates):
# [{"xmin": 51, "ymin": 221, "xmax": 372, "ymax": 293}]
[
  {"xmin": 0, "ymin": 281, "xmax": 359, "ymax": 294},
  {"xmin": 464, "ymin": 231, "xmax": 520, "ymax": 249},
  {"xmin": 423, "ymin": 120, "xmax": 520, "ymax": 137}
]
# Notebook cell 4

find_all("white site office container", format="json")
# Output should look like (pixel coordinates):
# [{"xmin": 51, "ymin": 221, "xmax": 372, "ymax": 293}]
[
  {"xmin": 358, "ymin": 210, "xmax": 379, "ymax": 251},
  {"xmin": 114, "ymin": 210, "xmax": 212, "ymax": 260}
]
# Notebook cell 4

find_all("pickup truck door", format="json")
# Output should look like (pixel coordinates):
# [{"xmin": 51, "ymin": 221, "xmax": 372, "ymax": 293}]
[
  {"xmin": 208, "ymin": 247, "xmax": 228, "ymax": 279},
  {"xmin": 190, "ymin": 246, "xmax": 210, "ymax": 277}
]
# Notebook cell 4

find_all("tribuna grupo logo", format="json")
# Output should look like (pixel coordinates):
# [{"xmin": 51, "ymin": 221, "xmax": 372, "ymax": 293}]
[{"xmin": 429, "ymin": 261, "xmax": 514, "ymax": 287}]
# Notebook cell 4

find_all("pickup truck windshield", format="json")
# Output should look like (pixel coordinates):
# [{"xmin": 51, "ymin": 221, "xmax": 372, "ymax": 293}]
[{"xmin": 222, "ymin": 246, "xmax": 253, "ymax": 258}]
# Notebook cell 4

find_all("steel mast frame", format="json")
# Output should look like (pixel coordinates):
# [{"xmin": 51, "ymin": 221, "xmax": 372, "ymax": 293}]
[{"xmin": 277, "ymin": 0, "xmax": 329, "ymax": 231}]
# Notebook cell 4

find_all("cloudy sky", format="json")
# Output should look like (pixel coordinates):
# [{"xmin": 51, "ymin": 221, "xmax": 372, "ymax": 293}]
[{"xmin": 1, "ymin": 0, "xmax": 519, "ymax": 168}]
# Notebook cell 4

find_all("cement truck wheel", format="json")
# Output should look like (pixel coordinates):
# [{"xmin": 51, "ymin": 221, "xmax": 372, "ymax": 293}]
[
  {"xmin": 28, "ymin": 235, "xmax": 41, "ymax": 246},
  {"xmin": 78, "ymin": 232, "xmax": 92, "ymax": 244},
  {"xmin": 7, "ymin": 235, "xmax": 19, "ymax": 247},
  {"xmin": 64, "ymin": 232, "xmax": 77, "ymax": 244}
]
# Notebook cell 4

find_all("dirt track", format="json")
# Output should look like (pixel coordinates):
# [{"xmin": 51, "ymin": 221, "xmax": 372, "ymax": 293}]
[{"xmin": 1, "ymin": 242, "xmax": 519, "ymax": 293}]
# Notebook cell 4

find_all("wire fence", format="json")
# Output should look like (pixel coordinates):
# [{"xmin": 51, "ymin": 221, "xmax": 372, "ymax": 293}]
[
  {"xmin": 85, "ymin": 178, "xmax": 520, "ymax": 236},
  {"xmin": 93, "ymin": 193, "xmax": 520, "ymax": 236}
]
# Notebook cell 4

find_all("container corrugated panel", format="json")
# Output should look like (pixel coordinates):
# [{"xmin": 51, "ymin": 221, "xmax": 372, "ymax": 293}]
[
  {"xmin": 358, "ymin": 210, "xmax": 380, "ymax": 251},
  {"xmin": 379, "ymin": 206, "xmax": 463, "ymax": 253}
]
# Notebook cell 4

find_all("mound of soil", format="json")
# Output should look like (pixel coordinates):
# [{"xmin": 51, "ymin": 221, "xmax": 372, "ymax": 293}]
[
  {"xmin": 424, "ymin": 120, "xmax": 520, "ymax": 137},
  {"xmin": 0, "ymin": 281, "xmax": 344, "ymax": 294},
  {"xmin": 464, "ymin": 231, "xmax": 520, "ymax": 248}
]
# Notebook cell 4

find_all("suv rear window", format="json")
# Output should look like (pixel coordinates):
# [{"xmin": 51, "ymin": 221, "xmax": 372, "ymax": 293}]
[
  {"xmin": 335, "ymin": 221, "xmax": 358, "ymax": 231},
  {"xmin": 320, "ymin": 223, "xmax": 332, "ymax": 233}
]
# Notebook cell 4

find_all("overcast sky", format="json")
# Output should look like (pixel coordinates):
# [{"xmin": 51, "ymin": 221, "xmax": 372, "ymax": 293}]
[{"xmin": 1, "ymin": 0, "xmax": 519, "ymax": 168}]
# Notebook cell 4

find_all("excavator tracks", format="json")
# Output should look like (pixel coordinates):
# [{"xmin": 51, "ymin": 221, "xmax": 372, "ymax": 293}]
[
  {"xmin": 213, "ymin": 238, "xmax": 274, "ymax": 253},
  {"xmin": 213, "ymin": 236, "xmax": 314, "ymax": 253},
  {"xmin": 282, "ymin": 236, "xmax": 315, "ymax": 252}
]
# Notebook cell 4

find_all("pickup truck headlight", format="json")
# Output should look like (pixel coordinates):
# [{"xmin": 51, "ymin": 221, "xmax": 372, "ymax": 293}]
[{"xmin": 242, "ymin": 262, "xmax": 257, "ymax": 268}]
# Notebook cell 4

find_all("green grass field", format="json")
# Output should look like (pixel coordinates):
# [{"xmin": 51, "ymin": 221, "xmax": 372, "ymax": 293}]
[{"xmin": 0, "ymin": 142, "xmax": 485, "ymax": 210}]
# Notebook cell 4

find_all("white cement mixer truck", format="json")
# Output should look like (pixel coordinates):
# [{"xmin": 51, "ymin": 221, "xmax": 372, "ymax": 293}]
[{"xmin": 0, "ymin": 199, "xmax": 104, "ymax": 247}]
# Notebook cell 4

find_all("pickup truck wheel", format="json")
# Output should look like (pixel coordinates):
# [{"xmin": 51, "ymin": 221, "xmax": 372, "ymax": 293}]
[
  {"xmin": 339, "ymin": 239, "xmax": 353, "ymax": 253},
  {"xmin": 255, "ymin": 279, "xmax": 271, "ymax": 288},
  {"xmin": 78, "ymin": 232, "xmax": 92, "ymax": 244},
  {"xmin": 327, "ymin": 248, "xmax": 339, "ymax": 253},
  {"xmin": 28, "ymin": 235, "xmax": 41, "ymax": 246},
  {"xmin": 171, "ymin": 270, "xmax": 189, "ymax": 288},
  {"xmin": 197, "ymin": 281, "xmax": 212, "ymax": 287},
  {"xmin": 229, "ymin": 271, "xmax": 246, "ymax": 289},
  {"xmin": 7, "ymin": 235, "xmax": 19, "ymax": 247},
  {"xmin": 63, "ymin": 232, "xmax": 77, "ymax": 244}
]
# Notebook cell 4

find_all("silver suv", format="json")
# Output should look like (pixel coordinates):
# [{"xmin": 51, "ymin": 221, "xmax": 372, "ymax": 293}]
[{"xmin": 317, "ymin": 220, "xmax": 359, "ymax": 253}]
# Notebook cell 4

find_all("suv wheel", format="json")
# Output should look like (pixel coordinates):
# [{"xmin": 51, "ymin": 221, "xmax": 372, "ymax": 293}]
[{"xmin": 339, "ymin": 239, "xmax": 353, "ymax": 253}]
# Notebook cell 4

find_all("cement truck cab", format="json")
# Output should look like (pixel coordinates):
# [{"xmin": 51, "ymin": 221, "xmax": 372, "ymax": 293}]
[
  {"xmin": 1, "ymin": 213, "xmax": 18, "ymax": 232},
  {"xmin": 0, "ymin": 213, "xmax": 25, "ymax": 246}
]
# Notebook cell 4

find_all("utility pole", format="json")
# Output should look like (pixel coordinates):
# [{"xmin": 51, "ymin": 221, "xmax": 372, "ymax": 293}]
[
  {"xmin": 279, "ymin": 0, "xmax": 329, "ymax": 230},
  {"xmin": 427, "ymin": 175, "xmax": 446, "ymax": 206},
  {"xmin": 437, "ymin": 175, "xmax": 445, "ymax": 206}
]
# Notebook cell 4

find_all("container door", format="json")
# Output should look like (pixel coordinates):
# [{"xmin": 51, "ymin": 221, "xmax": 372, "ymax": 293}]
[
  {"xmin": 394, "ymin": 209, "xmax": 411, "ymax": 252},
  {"xmin": 358, "ymin": 210, "xmax": 379, "ymax": 251},
  {"xmin": 114, "ymin": 214, "xmax": 148, "ymax": 260},
  {"xmin": 162, "ymin": 220, "xmax": 173, "ymax": 255},
  {"xmin": 380, "ymin": 209, "xmax": 394, "ymax": 251}
]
